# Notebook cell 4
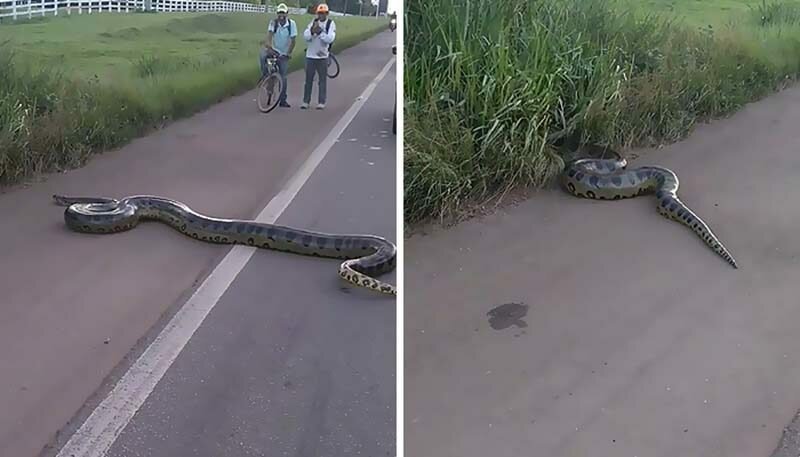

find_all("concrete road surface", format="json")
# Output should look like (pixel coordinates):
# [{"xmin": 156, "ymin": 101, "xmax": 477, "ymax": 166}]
[
  {"xmin": 0, "ymin": 31, "xmax": 395, "ymax": 457},
  {"xmin": 405, "ymin": 85, "xmax": 800, "ymax": 457}
]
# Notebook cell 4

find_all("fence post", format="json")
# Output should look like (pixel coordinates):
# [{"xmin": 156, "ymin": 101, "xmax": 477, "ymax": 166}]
[{"xmin": 11, "ymin": 0, "xmax": 17, "ymax": 20}]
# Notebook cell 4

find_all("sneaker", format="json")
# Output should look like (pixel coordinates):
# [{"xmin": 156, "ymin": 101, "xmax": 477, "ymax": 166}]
[
  {"xmin": 300, "ymin": 102, "xmax": 309, "ymax": 109},
  {"xmin": 316, "ymin": 103, "xmax": 326, "ymax": 110},
  {"xmin": 279, "ymin": 101, "xmax": 291, "ymax": 108}
]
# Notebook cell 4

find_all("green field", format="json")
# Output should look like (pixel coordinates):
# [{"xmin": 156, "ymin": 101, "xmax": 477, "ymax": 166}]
[
  {"xmin": 0, "ymin": 12, "xmax": 384, "ymax": 80},
  {"xmin": 629, "ymin": 0, "xmax": 800, "ymax": 26},
  {"xmin": 404, "ymin": 0, "xmax": 800, "ymax": 224},
  {"xmin": 0, "ymin": 12, "xmax": 386, "ymax": 185},
  {"xmin": 631, "ymin": 0, "xmax": 800, "ymax": 69}
]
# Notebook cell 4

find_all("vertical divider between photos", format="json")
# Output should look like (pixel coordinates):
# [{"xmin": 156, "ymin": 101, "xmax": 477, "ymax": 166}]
[{"xmin": 394, "ymin": 4, "xmax": 405, "ymax": 457}]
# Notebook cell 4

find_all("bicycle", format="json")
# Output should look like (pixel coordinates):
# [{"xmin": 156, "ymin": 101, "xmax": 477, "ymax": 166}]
[
  {"xmin": 257, "ymin": 52, "xmax": 285, "ymax": 113},
  {"xmin": 327, "ymin": 52, "xmax": 340, "ymax": 79}
]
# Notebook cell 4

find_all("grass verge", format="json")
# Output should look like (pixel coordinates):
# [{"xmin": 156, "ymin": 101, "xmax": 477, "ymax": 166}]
[
  {"xmin": 404, "ymin": 0, "xmax": 800, "ymax": 225},
  {"xmin": 0, "ymin": 12, "xmax": 386, "ymax": 185}
]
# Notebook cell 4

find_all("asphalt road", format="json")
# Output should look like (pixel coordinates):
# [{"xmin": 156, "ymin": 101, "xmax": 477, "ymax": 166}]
[
  {"xmin": 102, "ymin": 59, "xmax": 396, "ymax": 457},
  {"xmin": 405, "ymin": 85, "xmax": 800, "ymax": 457},
  {"xmin": 0, "ymin": 30, "xmax": 395, "ymax": 457}
]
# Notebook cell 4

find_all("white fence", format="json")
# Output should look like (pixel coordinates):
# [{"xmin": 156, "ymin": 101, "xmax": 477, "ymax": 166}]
[{"xmin": 0, "ymin": 0, "xmax": 337, "ymax": 20}]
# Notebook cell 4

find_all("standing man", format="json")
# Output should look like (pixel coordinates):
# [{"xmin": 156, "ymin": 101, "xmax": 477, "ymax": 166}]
[
  {"xmin": 301, "ymin": 3, "xmax": 336, "ymax": 110},
  {"xmin": 261, "ymin": 3, "xmax": 296, "ymax": 108}
]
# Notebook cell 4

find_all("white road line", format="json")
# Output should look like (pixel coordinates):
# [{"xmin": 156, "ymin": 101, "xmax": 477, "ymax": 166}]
[{"xmin": 56, "ymin": 56, "xmax": 396, "ymax": 457}]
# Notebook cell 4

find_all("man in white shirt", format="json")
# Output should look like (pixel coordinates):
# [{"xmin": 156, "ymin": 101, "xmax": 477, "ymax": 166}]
[{"xmin": 301, "ymin": 3, "xmax": 336, "ymax": 110}]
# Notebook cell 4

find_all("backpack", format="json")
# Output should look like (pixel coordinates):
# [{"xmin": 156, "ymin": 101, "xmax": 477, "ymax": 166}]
[
  {"xmin": 271, "ymin": 18, "xmax": 293, "ymax": 36},
  {"xmin": 321, "ymin": 19, "xmax": 334, "ymax": 51}
]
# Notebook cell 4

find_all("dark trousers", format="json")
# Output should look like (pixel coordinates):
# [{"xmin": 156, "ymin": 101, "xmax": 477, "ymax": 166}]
[
  {"xmin": 303, "ymin": 57, "xmax": 327, "ymax": 104},
  {"xmin": 277, "ymin": 56, "xmax": 289, "ymax": 103}
]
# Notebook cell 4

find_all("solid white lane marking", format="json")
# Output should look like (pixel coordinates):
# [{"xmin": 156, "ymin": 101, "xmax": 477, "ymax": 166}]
[{"xmin": 56, "ymin": 56, "xmax": 396, "ymax": 457}]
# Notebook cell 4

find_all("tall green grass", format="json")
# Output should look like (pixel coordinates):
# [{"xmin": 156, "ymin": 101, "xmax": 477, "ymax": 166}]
[
  {"xmin": 0, "ymin": 13, "xmax": 386, "ymax": 185},
  {"xmin": 404, "ymin": 0, "xmax": 800, "ymax": 224}
]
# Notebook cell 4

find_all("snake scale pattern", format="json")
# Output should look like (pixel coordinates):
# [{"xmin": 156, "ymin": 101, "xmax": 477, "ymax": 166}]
[
  {"xmin": 560, "ymin": 156, "xmax": 737, "ymax": 268},
  {"xmin": 53, "ymin": 194, "xmax": 397, "ymax": 295}
]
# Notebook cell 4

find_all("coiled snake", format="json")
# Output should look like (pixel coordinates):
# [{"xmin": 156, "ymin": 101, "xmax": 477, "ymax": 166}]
[
  {"xmin": 560, "ymin": 156, "xmax": 737, "ymax": 268},
  {"xmin": 53, "ymin": 194, "xmax": 397, "ymax": 295}
]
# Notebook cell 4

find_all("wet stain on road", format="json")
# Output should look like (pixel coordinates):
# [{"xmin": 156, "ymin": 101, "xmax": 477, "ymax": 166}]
[{"xmin": 487, "ymin": 302, "xmax": 529, "ymax": 330}]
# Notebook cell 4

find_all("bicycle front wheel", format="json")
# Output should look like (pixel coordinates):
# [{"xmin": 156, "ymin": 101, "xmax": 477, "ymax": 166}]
[
  {"xmin": 257, "ymin": 73, "xmax": 283, "ymax": 113},
  {"xmin": 327, "ymin": 53, "xmax": 340, "ymax": 79}
]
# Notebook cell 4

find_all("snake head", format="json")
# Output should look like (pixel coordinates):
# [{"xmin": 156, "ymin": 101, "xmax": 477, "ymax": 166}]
[{"xmin": 53, "ymin": 194, "xmax": 120, "ymax": 207}]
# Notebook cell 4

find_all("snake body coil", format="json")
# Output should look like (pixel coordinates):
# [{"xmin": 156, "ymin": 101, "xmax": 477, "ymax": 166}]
[
  {"xmin": 53, "ymin": 194, "xmax": 396, "ymax": 295},
  {"xmin": 560, "ymin": 157, "xmax": 737, "ymax": 268}
]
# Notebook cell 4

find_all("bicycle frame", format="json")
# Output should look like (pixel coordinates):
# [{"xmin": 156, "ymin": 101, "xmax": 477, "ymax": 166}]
[
  {"xmin": 261, "ymin": 52, "xmax": 286, "ymax": 80},
  {"xmin": 265, "ymin": 57, "xmax": 279, "ymax": 76}
]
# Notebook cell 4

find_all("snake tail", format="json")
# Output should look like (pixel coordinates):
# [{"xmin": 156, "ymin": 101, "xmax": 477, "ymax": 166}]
[
  {"xmin": 561, "ymin": 158, "xmax": 737, "ymax": 269},
  {"xmin": 654, "ymin": 194, "xmax": 737, "ymax": 268}
]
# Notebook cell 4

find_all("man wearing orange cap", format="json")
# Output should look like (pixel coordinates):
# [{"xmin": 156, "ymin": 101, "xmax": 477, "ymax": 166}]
[{"xmin": 301, "ymin": 3, "xmax": 336, "ymax": 110}]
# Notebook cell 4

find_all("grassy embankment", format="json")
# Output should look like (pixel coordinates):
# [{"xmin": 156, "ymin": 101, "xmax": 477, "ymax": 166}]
[
  {"xmin": 0, "ymin": 12, "xmax": 386, "ymax": 185},
  {"xmin": 404, "ymin": 0, "xmax": 800, "ymax": 224}
]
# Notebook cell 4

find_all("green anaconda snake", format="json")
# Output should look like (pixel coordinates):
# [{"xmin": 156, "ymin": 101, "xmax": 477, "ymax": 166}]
[
  {"xmin": 560, "ymin": 156, "xmax": 737, "ymax": 268},
  {"xmin": 53, "ymin": 194, "xmax": 397, "ymax": 295}
]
